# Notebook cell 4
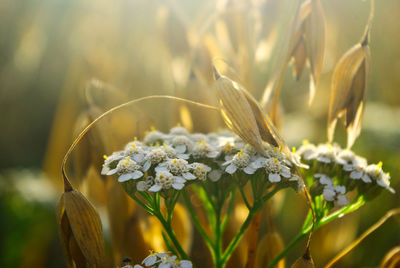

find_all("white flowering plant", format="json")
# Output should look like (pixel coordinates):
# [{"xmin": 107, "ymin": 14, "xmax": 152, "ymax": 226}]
[{"xmin": 100, "ymin": 126, "xmax": 393, "ymax": 268}]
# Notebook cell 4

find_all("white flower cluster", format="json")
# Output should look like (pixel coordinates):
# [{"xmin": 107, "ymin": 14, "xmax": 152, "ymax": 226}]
[
  {"xmin": 315, "ymin": 173, "xmax": 349, "ymax": 207},
  {"xmin": 101, "ymin": 126, "xmax": 300, "ymax": 193},
  {"xmin": 296, "ymin": 141, "xmax": 394, "ymax": 205},
  {"xmin": 122, "ymin": 251, "xmax": 192, "ymax": 268}
]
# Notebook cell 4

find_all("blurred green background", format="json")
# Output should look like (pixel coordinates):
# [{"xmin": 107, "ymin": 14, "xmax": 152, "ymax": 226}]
[{"xmin": 0, "ymin": 0, "xmax": 399, "ymax": 267}]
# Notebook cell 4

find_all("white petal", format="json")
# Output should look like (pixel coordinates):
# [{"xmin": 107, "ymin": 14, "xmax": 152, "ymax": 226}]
[
  {"xmin": 281, "ymin": 170, "xmax": 291, "ymax": 178},
  {"xmin": 350, "ymin": 170, "xmax": 362, "ymax": 179},
  {"xmin": 143, "ymin": 161, "xmax": 151, "ymax": 172},
  {"xmin": 207, "ymin": 151, "xmax": 219, "ymax": 158},
  {"xmin": 268, "ymin": 173, "xmax": 281, "ymax": 183},
  {"xmin": 225, "ymin": 164, "xmax": 237, "ymax": 174},
  {"xmin": 335, "ymin": 195, "xmax": 349, "ymax": 207},
  {"xmin": 155, "ymin": 166, "xmax": 168, "ymax": 173},
  {"xmin": 136, "ymin": 181, "xmax": 147, "ymax": 191},
  {"xmin": 334, "ymin": 185, "xmax": 346, "ymax": 194},
  {"xmin": 143, "ymin": 255, "xmax": 157, "ymax": 266},
  {"xmin": 361, "ymin": 174, "xmax": 372, "ymax": 183},
  {"xmin": 183, "ymin": 172, "xmax": 196, "ymax": 180},
  {"xmin": 159, "ymin": 264, "xmax": 171, "ymax": 268},
  {"xmin": 174, "ymin": 176, "xmax": 186, "ymax": 183},
  {"xmin": 132, "ymin": 170, "xmax": 144, "ymax": 179},
  {"xmin": 175, "ymin": 145, "xmax": 186, "ymax": 153},
  {"xmin": 148, "ymin": 184, "xmax": 162, "ymax": 192},
  {"xmin": 322, "ymin": 188, "xmax": 335, "ymax": 201},
  {"xmin": 243, "ymin": 166, "xmax": 256, "ymax": 174},
  {"xmin": 180, "ymin": 260, "xmax": 193, "ymax": 268},
  {"xmin": 133, "ymin": 154, "xmax": 144, "ymax": 163},
  {"xmin": 177, "ymin": 153, "xmax": 189, "ymax": 159},
  {"xmin": 209, "ymin": 170, "xmax": 222, "ymax": 182},
  {"xmin": 172, "ymin": 182, "xmax": 185, "ymax": 190},
  {"xmin": 107, "ymin": 169, "xmax": 118, "ymax": 175},
  {"xmin": 222, "ymin": 160, "xmax": 232, "ymax": 166},
  {"xmin": 118, "ymin": 173, "xmax": 132, "ymax": 182},
  {"xmin": 134, "ymin": 265, "xmax": 144, "ymax": 268},
  {"xmin": 101, "ymin": 166, "xmax": 110, "ymax": 175},
  {"xmin": 343, "ymin": 164, "xmax": 354, "ymax": 171}
]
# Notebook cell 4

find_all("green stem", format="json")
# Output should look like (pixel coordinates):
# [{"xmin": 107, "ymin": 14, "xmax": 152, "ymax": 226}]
[
  {"xmin": 221, "ymin": 208, "xmax": 256, "ymax": 265},
  {"xmin": 155, "ymin": 211, "xmax": 189, "ymax": 260},
  {"xmin": 182, "ymin": 191, "xmax": 215, "ymax": 250}
]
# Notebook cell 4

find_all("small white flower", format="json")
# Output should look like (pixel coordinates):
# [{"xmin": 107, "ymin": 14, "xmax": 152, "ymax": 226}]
[
  {"xmin": 365, "ymin": 163, "xmax": 395, "ymax": 193},
  {"xmin": 142, "ymin": 251, "xmax": 167, "ymax": 266},
  {"xmin": 314, "ymin": 173, "xmax": 332, "ymax": 186},
  {"xmin": 161, "ymin": 144, "xmax": 177, "ymax": 158},
  {"xmin": 169, "ymin": 126, "xmax": 189, "ymax": 136},
  {"xmin": 223, "ymin": 150, "xmax": 255, "ymax": 174},
  {"xmin": 315, "ymin": 144, "xmax": 337, "ymax": 164},
  {"xmin": 144, "ymin": 130, "xmax": 166, "ymax": 145},
  {"xmin": 335, "ymin": 149, "xmax": 355, "ymax": 166},
  {"xmin": 335, "ymin": 194, "xmax": 349, "ymax": 207},
  {"xmin": 208, "ymin": 169, "xmax": 223, "ymax": 182},
  {"xmin": 143, "ymin": 148, "xmax": 168, "ymax": 171},
  {"xmin": 101, "ymin": 151, "xmax": 124, "ymax": 175},
  {"xmin": 322, "ymin": 186, "xmax": 336, "ymax": 201},
  {"xmin": 125, "ymin": 141, "xmax": 146, "ymax": 163},
  {"xmin": 136, "ymin": 176, "xmax": 155, "ymax": 191},
  {"xmin": 192, "ymin": 141, "xmax": 219, "ymax": 159},
  {"xmin": 148, "ymin": 171, "xmax": 186, "ymax": 192},
  {"xmin": 171, "ymin": 135, "xmax": 194, "ymax": 154},
  {"xmin": 296, "ymin": 142, "xmax": 317, "ymax": 160},
  {"xmin": 191, "ymin": 163, "xmax": 211, "ymax": 181},
  {"xmin": 179, "ymin": 260, "xmax": 193, "ymax": 268},
  {"xmin": 253, "ymin": 157, "xmax": 291, "ymax": 182},
  {"xmin": 191, "ymin": 133, "xmax": 208, "ymax": 142},
  {"xmin": 108, "ymin": 156, "xmax": 143, "ymax": 182},
  {"xmin": 156, "ymin": 159, "xmax": 196, "ymax": 180}
]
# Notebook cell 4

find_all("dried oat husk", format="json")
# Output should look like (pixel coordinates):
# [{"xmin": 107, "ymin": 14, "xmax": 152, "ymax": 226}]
[
  {"xmin": 106, "ymin": 180, "xmax": 150, "ymax": 264},
  {"xmin": 260, "ymin": 0, "xmax": 301, "ymax": 125},
  {"xmin": 291, "ymin": 248, "xmax": 314, "ymax": 268},
  {"xmin": 327, "ymin": 0, "xmax": 374, "ymax": 149},
  {"xmin": 380, "ymin": 246, "xmax": 400, "ymax": 268},
  {"xmin": 213, "ymin": 65, "xmax": 299, "ymax": 164},
  {"xmin": 255, "ymin": 202, "xmax": 285, "ymax": 268},
  {"xmin": 56, "ymin": 179, "xmax": 107, "ymax": 267},
  {"xmin": 255, "ymin": 232, "xmax": 285, "ymax": 268}
]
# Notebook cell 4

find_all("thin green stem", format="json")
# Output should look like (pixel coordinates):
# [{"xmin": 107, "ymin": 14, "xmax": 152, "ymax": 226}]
[
  {"xmin": 155, "ymin": 211, "xmax": 189, "ymax": 260},
  {"xmin": 221, "ymin": 209, "xmax": 256, "ymax": 265},
  {"xmin": 221, "ymin": 192, "xmax": 235, "ymax": 233},
  {"xmin": 182, "ymin": 191, "xmax": 214, "ymax": 250}
]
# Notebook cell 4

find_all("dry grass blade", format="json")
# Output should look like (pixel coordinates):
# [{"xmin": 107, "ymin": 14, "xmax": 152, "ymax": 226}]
[
  {"xmin": 56, "ymin": 181, "xmax": 107, "ymax": 267},
  {"xmin": 380, "ymin": 246, "xmax": 400, "ymax": 268},
  {"xmin": 324, "ymin": 208, "xmax": 400, "ymax": 268},
  {"xmin": 304, "ymin": 0, "xmax": 325, "ymax": 105}
]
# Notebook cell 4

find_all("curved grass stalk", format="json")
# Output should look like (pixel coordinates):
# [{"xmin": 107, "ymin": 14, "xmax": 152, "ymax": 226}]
[
  {"xmin": 266, "ymin": 195, "xmax": 366, "ymax": 268},
  {"xmin": 325, "ymin": 207, "xmax": 400, "ymax": 268}
]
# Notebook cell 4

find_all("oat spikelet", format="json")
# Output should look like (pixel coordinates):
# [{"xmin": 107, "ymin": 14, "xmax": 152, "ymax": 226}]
[
  {"xmin": 56, "ymin": 179, "xmax": 107, "ymax": 267},
  {"xmin": 290, "ymin": 248, "xmax": 314, "ymax": 268},
  {"xmin": 327, "ymin": 0, "xmax": 373, "ymax": 148}
]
